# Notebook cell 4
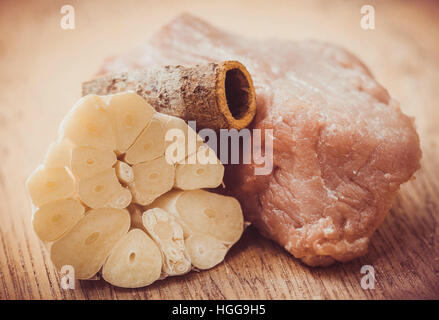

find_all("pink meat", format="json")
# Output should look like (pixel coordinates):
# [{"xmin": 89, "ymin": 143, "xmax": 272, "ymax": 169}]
[{"xmin": 99, "ymin": 14, "xmax": 421, "ymax": 266}]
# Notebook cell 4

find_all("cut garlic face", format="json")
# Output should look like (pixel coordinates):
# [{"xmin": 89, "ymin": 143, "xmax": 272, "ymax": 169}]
[
  {"xmin": 175, "ymin": 145, "xmax": 224, "ymax": 190},
  {"xmin": 44, "ymin": 139, "xmax": 74, "ymax": 169},
  {"xmin": 185, "ymin": 233, "xmax": 229, "ymax": 270},
  {"xmin": 125, "ymin": 116, "xmax": 166, "ymax": 165},
  {"xmin": 102, "ymin": 229, "xmax": 162, "ymax": 288},
  {"xmin": 129, "ymin": 156, "xmax": 175, "ymax": 206},
  {"xmin": 152, "ymin": 190, "xmax": 244, "ymax": 244},
  {"xmin": 143, "ymin": 208, "xmax": 191, "ymax": 276},
  {"xmin": 114, "ymin": 160, "xmax": 134, "ymax": 184},
  {"xmin": 26, "ymin": 166, "xmax": 75, "ymax": 207},
  {"xmin": 71, "ymin": 147, "xmax": 117, "ymax": 179},
  {"xmin": 32, "ymin": 198, "xmax": 85, "ymax": 242},
  {"xmin": 27, "ymin": 92, "xmax": 244, "ymax": 288},
  {"xmin": 50, "ymin": 208, "xmax": 130, "ymax": 280},
  {"xmin": 59, "ymin": 95, "xmax": 117, "ymax": 151},
  {"xmin": 148, "ymin": 190, "xmax": 244, "ymax": 270},
  {"xmin": 161, "ymin": 113, "xmax": 204, "ymax": 164},
  {"xmin": 78, "ymin": 168, "xmax": 131, "ymax": 209},
  {"xmin": 103, "ymin": 92, "xmax": 155, "ymax": 154}
]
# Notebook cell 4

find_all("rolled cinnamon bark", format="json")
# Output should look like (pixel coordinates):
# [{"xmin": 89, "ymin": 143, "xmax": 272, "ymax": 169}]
[{"xmin": 82, "ymin": 61, "xmax": 256, "ymax": 130}]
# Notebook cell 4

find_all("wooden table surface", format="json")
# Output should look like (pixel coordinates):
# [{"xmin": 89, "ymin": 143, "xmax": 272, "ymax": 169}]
[{"xmin": 0, "ymin": 0, "xmax": 438, "ymax": 300}]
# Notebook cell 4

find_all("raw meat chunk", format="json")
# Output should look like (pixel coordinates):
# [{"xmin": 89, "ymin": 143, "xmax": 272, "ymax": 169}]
[{"xmin": 98, "ymin": 14, "xmax": 421, "ymax": 266}]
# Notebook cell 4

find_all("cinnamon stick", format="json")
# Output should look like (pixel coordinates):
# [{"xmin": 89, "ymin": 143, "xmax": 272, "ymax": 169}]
[{"xmin": 82, "ymin": 61, "xmax": 256, "ymax": 130}]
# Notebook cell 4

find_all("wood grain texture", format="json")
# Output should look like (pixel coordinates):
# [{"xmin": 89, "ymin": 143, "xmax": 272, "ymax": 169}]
[{"xmin": 0, "ymin": 0, "xmax": 438, "ymax": 300}]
